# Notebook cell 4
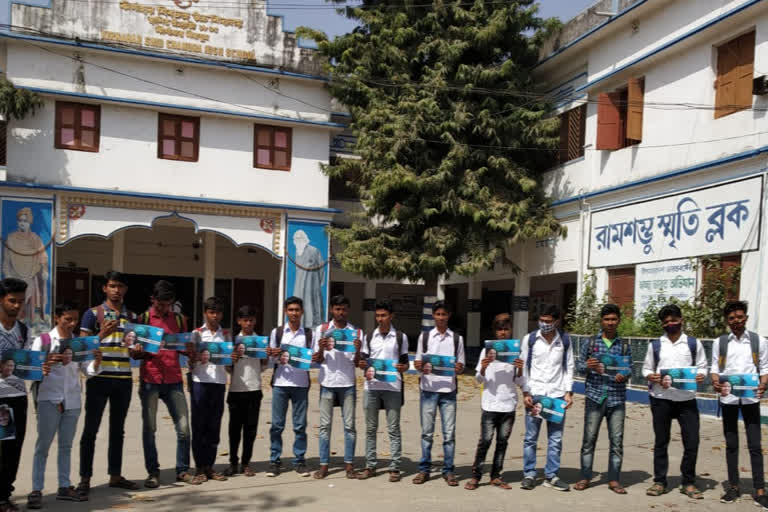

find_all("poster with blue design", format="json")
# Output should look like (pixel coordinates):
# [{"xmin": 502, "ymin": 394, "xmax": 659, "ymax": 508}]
[
  {"xmin": 163, "ymin": 332, "xmax": 194, "ymax": 352},
  {"xmin": 236, "ymin": 335, "xmax": 268, "ymax": 359},
  {"xmin": 326, "ymin": 328, "xmax": 361, "ymax": 353},
  {"xmin": 530, "ymin": 396, "xmax": 567, "ymax": 424},
  {"xmin": 422, "ymin": 354, "xmax": 456, "ymax": 376},
  {"xmin": 660, "ymin": 367, "xmax": 698, "ymax": 391},
  {"xmin": 599, "ymin": 354, "xmax": 632, "ymax": 377},
  {"xmin": 282, "ymin": 344, "xmax": 312, "ymax": 370},
  {"xmin": 124, "ymin": 323, "xmax": 165, "ymax": 354},
  {"xmin": 367, "ymin": 358, "xmax": 399, "ymax": 383},
  {"xmin": 61, "ymin": 336, "xmax": 100, "ymax": 363},
  {"xmin": 197, "ymin": 341, "xmax": 233, "ymax": 366},
  {"xmin": 1, "ymin": 349, "xmax": 44, "ymax": 381},
  {"xmin": 285, "ymin": 220, "xmax": 329, "ymax": 329},
  {"xmin": 0, "ymin": 198, "xmax": 54, "ymax": 339},
  {"xmin": 720, "ymin": 373, "xmax": 760, "ymax": 399},
  {"xmin": 484, "ymin": 339, "xmax": 520, "ymax": 363}
]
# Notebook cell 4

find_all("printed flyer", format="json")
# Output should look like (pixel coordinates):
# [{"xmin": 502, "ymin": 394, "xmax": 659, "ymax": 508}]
[
  {"xmin": 236, "ymin": 335, "xmax": 269, "ymax": 359},
  {"xmin": 366, "ymin": 358, "xmax": 399, "ymax": 383},
  {"xmin": 659, "ymin": 367, "xmax": 698, "ymax": 391},
  {"xmin": 60, "ymin": 336, "xmax": 100, "ymax": 363},
  {"xmin": 719, "ymin": 373, "xmax": 760, "ymax": 399},
  {"xmin": 1, "ymin": 349, "xmax": 45, "ymax": 380},
  {"xmin": 282, "ymin": 344, "xmax": 313, "ymax": 370},
  {"xmin": 598, "ymin": 354, "xmax": 632, "ymax": 377},
  {"xmin": 162, "ymin": 332, "xmax": 194, "ymax": 352},
  {"xmin": 421, "ymin": 354, "xmax": 456, "ymax": 377},
  {"xmin": 197, "ymin": 342, "xmax": 234, "ymax": 366},
  {"xmin": 124, "ymin": 323, "xmax": 165, "ymax": 354},
  {"xmin": 484, "ymin": 339, "xmax": 521, "ymax": 364},
  {"xmin": 0, "ymin": 404, "xmax": 16, "ymax": 440},
  {"xmin": 325, "ymin": 328, "xmax": 361, "ymax": 353},
  {"xmin": 530, "ymin": 396, "xmax": 567, "ymax": 424}
]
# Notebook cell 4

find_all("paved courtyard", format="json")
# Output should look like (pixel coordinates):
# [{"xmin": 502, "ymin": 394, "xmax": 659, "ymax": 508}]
[{"xmin": 11, "ymin": 373, "xmax": 767, "ymax": 511}]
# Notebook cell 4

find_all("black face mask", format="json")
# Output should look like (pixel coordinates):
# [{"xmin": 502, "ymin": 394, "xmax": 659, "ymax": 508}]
[{"xmin": 663, "ymin": 322, "xmax": 682, "ymax": 335}]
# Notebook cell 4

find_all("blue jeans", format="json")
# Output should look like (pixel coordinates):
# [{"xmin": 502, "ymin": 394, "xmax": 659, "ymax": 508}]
[
  {"xmin": 364, "ymin": 390, "xmax": 402, "ymax": 471},
  {"xmin": 139, "ymin": 382, "xmax": 190, "ymax": 476},
  {"xmin": 318, "ymin": 386, "xmax": 356, "ymax": 465},
  {"xmin": 32, "ymin": 401, "xmax": 80, "ymax": 491},
  {"xmin": 523, "ymin": 410, "xmax": 565, "ymax": 479},
  {"xmin": 419, "ymin": 390, "xmax": 457, "ymax": 474},
  {"xmin": 270, "ymin": 386, "xmax": 308, "ymax": 466},
  {"xmin": 580, "ymin": 398, "xmax": 625, "ymax": 482}
]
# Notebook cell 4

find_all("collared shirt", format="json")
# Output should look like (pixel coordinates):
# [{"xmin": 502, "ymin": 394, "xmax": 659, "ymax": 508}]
[
  {"xmin": 30, "ymin": 327, "xmax": 98, "ymax": 409},
  {"xmin": 577, "ymin": 333, "xmax": 630, "ymax": 408},
  {"xmin": 641, "ymin": 333, "xmax": 708, "ymax": 402},
  {"xmin": 313, "ymin": 321, "xmax": 361, "ymax": 388},
  {"xmin": 415, "ymin": 327, "xmax": 466, "ymax": 393},
  {"xmin": 229, "ymin": 330, "xmax": 264, "ymax": 392},
  {"xmin": 139, "ymin": 307, "xmax": 186, "ymax": 385},
  {"xmin": 475, "ymin": 348, "xmax": 526, "ymax": 413},
  {"xmin": 361, "ymin": 326, "xmax": 409, "ymax": 392},
  {"xmin": 269, "ymin": 324, "xmax": 310, "ymax": 388},
  {"xmin": 80, "ymin": 302, "xmax": 136, "ymax": 379},
  {"xmin": 0, "ymin": 321, "xmax": 26, "ymax": 353},
  {"xmin": 710, "ymin": 331, "xmax": 768, "ymax": 405},
  {"xmin": 190, "ymin": 325, "xmax": 230, "ymax": 384},
  {"xmin": 521, "ymin": 330, "xmax": 574, "ymax": 399}
]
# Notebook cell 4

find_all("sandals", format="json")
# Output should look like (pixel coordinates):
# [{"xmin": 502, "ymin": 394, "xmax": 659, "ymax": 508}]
[
  {"xmin": 646, "ymin": 483, "xmax": 667, "ymax": 496},
  {"xmin": 206, "ymin": 470, "xmax": 228, "ymax": 482},
  {"xmin": 573, "ymin": 479, "xmax": 590, "ymax": 491},
  {"xmin": 144, "ymin": 474, "xmax": 159, "ymax": 489},
  {"xmin": 357, "ymin": 468, "xmax": 375, "ymax": 480},
  {"xmin": 443, "ymin": 473, "xmax": 459, "ymax": 487},
  {"xmin": 313, "ymin": 465, "xmax": 329, "ymax": 480},
  {"xmin": 389, "ymin": 471, "xmax": 401, "ymax": 482},
  {"xmin": 109, "ymin": 477, "xmax": 139, "ymax": 490},
  {"xmin": 345, "ymin": 465, "xmax": 359, "ymax": 479},
  {"xmin": 242, "ymin": 464, "xmax": 256, "ymax": 477},
  {"xmin": 680, "ymin": 485, "xmax": 704, "ymax": 499},
  {"xmin": 609, "ymin": 482, "xmax": 627, "ymax": 495},
  {"xmin": 412, "ymin": 472, "xmax": 430, "ymax": 484},
  {"xmin": 222, "ymin": 465, "xmax": 239, "ymax": 477},
  {"xmin": 75, "ymin": 481, "xmax": 90, "ymax": 497},
  {"xmin": 176, "ymin": 472, "xmax": 202, "ymax": 485},
  {"xmin": 464, "ymin": 478, "xmax": 480, "ymax": 491},
  {"xmin": 490, "ymin": 478, "xmax": 512, "ymax": 490}
]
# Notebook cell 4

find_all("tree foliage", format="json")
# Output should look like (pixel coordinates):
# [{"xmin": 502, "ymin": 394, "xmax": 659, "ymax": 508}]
[
  {"xmin": 0, "ymin": 78, "xmax": 43, "ymax": 121},
  {"xmin": 299, "ymin": 0, "xmax": 563, "ymax": 285}
]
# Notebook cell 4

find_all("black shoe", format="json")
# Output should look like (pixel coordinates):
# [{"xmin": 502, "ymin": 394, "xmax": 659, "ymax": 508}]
[
  {"xmin": 720, "ymin": 486, "xmax": 740, "ymax": 503},
  {"xmin": 295, "ymin": 464, "xmax": 310, "ymax": 477},
  {"xmin": 754, "ymin": 493, "xmax": 768, "ymax": 509},
  {"xmin": 521, "ymin": 477, "xmax": 536, "ymax": 490},
  {"xmin": 266, "ymin": 463, "xmax": 281, "ymax": 477}
]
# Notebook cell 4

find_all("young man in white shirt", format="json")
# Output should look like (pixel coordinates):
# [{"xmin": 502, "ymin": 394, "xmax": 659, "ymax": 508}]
[
  {"xmin": 312, "ymin": 295, "xmax": 362, "ymax": 480},
  {"xmin": 28, "ymin": 304, "xmax": 102, "ymax": 509},
  {"xmin": 357, "ymin": 301, "xmax": 410, "ymax": 482},
  {"xmin": 642, "ymin": 304, "xmax": 707, "ymax": 499},
  {"xmin": 189, "ymin": 297, "xmax": 231, "ymax": 484},
  {"xmin": 710, "ymin": 301, "xmax": 768, "ymax": 507},
  {"xmin": 412, "ymin": 300, "xmax": 465, "ymax": 487},
  {"xmin": 265, "ymin": 297, "xmax": 313, "ymax": 478},
  {"xmin": 465, "ymin": 313, "xmax": 526, "ymax": 491},
  {"xmin": 519, "ymin": 304, "xmax": 574, "ymax": 492}
]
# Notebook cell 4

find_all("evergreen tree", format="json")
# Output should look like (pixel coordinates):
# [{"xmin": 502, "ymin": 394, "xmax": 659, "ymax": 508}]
[{"xmin": 300, "ymin": 0, "xmax": 564, "ymax": 289}]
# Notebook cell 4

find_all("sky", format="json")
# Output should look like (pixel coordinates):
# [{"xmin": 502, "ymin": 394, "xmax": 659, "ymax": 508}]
[{"xmin": 270, "ymin": 0, "xmax": 599, "ymax": 39}]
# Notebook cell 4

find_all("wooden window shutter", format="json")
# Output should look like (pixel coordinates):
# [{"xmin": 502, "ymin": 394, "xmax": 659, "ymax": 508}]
[
  {"xmin": 626, "ymin": 77, "xmax": 644, "ymax": 142},
  {"xmin": 596, "ymin": 92, "xmax": 622, "ymax": 150},
  {"xmin": 716, "ymin": 31, "xmax": 754, "ymax": 118},
  {"xmin": 558, "ymin": 104, "xmax": 586, "ymax": 164},
  {"xmin": 608, "ymin": 267, "xmax": 635, "ymax": 310},
  {"xmin": 558, "ymin": 110, "xmax": 569, "ymax": 164},
  {"xmin": 734, "ymin": 31, "xmax": 755, "ymax": 112}
]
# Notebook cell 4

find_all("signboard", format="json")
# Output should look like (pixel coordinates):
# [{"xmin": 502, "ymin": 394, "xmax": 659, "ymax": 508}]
[
  {"xmin": 634, "ymin": 259, "xmax": 697, "ymax": 315},
  {"xmin": 589, "ymin": 177, "xmax": 762, "ymax": 267}
]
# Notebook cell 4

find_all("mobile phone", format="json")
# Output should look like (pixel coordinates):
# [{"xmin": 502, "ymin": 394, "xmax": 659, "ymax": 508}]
[{"xmin": 104, "ymin": 310, "xmax": 117, "ymax": 322}]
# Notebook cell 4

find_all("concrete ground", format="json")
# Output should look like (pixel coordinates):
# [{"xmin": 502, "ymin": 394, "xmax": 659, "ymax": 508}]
[{"xmin": 10, "ymin": 372, "xmax": 768, "ymax": 511}]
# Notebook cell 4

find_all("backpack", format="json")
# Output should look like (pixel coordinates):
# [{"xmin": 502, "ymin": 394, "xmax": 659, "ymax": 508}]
[
  {"xmin": 140, "ymin": 311, "xmax": 187, "ymax": 334},
  {"xmin": 270, "ymin": 325, "xmax": 313, "ymax": 387},
  {"xmin": 525, "ymin": 330, "xmax": 572, "ymax": 374},
  {"xmin": 717, "ymin": 331, "xmax": 760, "ymax": 373},
  {"xmin": 651, "ymin": 336, "xmax": 698, "ymax": 372},
  {"xmin": 365, "ymin": 329, "xmax": 407, "ymax": 407}
]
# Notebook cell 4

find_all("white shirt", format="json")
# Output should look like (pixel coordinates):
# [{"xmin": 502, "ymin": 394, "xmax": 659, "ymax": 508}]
[
  {"xmin": 30, "ymin": 328, "xmax": 100, "ymax": 409},
  {"xmin": 313, "ymin": 321, "xmax": 360, "ymax": 388},
  {"xmin": 641, "ymin": 333, "xmax": 708, "ymax": 401},
  {"xmin": 415, "ymin": 327, "xmax": 466, "ymax": 393},
  {"xmin": 361, "ymin": 326, "xmax": 409, "ymax": 392},
  {"xmin": 476, "ymin": 348, "xmax": 526, "ymax": 412},
  {"xmin": 520, "ymin": 330, "xmax": 574, "ymax": 398},
  {"xmin": 190, "ymin": 325, "xmax": 230, "ymax": 384},
  {"xmin": 710, "ymin": 331, "xmax": 768, "ymax": 405},
  {"xmin": 269, "ymin": 324, "xmax": 310, "ymax": 388}
]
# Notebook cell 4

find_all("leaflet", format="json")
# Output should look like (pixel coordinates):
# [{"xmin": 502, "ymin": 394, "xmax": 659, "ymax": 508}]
[
  {"xmin": 236, "ymin": 335, "xmax": 269, "ymax": 359},
  {"xmin": 162, "ymin": 332, "xmax": 194, "ymax": 352},
  {"xmin": 124, "ymin": 323, "xmax": 165, "ymax": 354},
  {"xmin": 1, "ymin": 349, "xmax": 44, "ymax": 381},
  {"xmin": 421, "ymin": 354, "xmax": 456, "ymax": 377},
  {"xmin": 530, "ymin": 396, "xmax": 567, "ymax": 424},
  {"xmin": 484, "ymin": 339, "xmax": 520, "ymax": 364},
  {"xmin": 659, "ymin": 367, "xmax": 698, "ymax": 392},
  {"xmin": 60, "ymin": 336, "xmax": 100, "ymax": 363},
  {"xmin": 325, "ymin": 328, "xmax": 361, "ymax": 353},
  {"xmin": 281, "ymin": 344, "xmax": 313, "ymax": 370},
  {"xmin": 598, "ymin": 354, "xmax": 632, "ymax": 377},
  {"xmin": 197, "ymin": 341, "xmax": 234, "ymax": 366},
  {"xmin": 719, "ymin": 373, "xmax": 760, "ymax": 399},
  {"xmin": 367, "ymin": 358, "xmax": 399, "ymax": 383}
]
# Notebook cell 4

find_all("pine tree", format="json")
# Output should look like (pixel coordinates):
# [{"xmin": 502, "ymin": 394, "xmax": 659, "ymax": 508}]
[
  {"xmin": 0, "ymin": 78, "xmax": 43, "ymax": 121},
  {"xmin": 300, "ymin": 0, "xmax": 564, "ymax": 290}
]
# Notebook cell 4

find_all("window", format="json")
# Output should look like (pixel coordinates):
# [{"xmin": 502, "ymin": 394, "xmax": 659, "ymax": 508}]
[
  {"xmin": 608, "ymin": 266, "xmax": 635, "ymax": 311},
  {"xmin": 715, "ymin": 31, "xmax": 755, "ymax": 119},
  {"xmin": 558, "ymin": 104, "xmax": 586, "ymax": 164},
  {"xmin": 254, "ymin": 124, "xmax": 292, "ymax": 171},
  {"xmin": 596, "ymin": 77, "xmax": 644, "ymax": 151},
  {"xmin": 55, "ymin": 101, "xmax": 100, "ymax": 152},
  {"xmin": 157, "ymin": 113, "xmax": 199, "ymax": 162}
]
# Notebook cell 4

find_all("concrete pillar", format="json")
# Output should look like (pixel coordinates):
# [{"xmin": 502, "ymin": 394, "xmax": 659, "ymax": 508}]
[
  {"xmin": 513, "ymin": 273, "xmax": 530, "ymax": 340},
  {"xmin": 363, "ymin": 280, "xmax": 376, "ymax": 334},
  {"xmin": 466, "ymin": 279, "xmax": 482, "ymax": 347},
  {"xmin": 111, "ymin": 231, "xmax": 126, "ymax": 271},
  {"xmin": 203, "ymin": 231, "xmax": 216, "ymax": 299}
]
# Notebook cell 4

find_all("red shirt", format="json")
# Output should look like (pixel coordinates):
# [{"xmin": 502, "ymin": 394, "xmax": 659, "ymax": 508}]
[{"xmin": 139, "ymin": 307, "xmax": 188, "ymax": 385}]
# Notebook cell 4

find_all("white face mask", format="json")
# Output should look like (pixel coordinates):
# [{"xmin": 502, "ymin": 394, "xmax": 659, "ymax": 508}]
[{"xmin": 538, "ymin": 321, "xmax": 556, "ymax": 333}]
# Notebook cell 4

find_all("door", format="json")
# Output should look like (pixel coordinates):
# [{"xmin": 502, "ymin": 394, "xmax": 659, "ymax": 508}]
[
  {"xmin": 233, "ymin": 278, "xmax": 265, "ymax": 335},
  {"xmin": 56, "ymin": 267, "xmax": 90, "ymax": 314}
]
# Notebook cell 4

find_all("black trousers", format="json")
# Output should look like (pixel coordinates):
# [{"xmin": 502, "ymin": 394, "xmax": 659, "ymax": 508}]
[
  {"xmin": 227, "ymin": 390, "xmax": 263, "ymax": 466},
  {"xmin": 190, "ymin": 382, "xmax": 225, "ymax": 469},
  {"xmin": 650, "ymin": 397, "xmax": 699, "ymax": 486},
  {"xmin": 80, "ymin": 377, "xmax": 132, "ymax": 478},
  {"xmin": 722, "ymin": 402, "xmax": 764, "ymax": 489},
  {"xmin": 0, "ymin": 395, "xmax": 27, "ymax": 502}
]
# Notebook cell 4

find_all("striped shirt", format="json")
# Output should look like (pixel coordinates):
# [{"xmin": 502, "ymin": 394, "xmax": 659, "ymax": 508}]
[{"xmin": 80, "ymin": 303, "xmax": 136, "ymax": 379}]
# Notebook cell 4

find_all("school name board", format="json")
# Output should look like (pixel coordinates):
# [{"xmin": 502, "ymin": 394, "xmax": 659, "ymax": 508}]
[
  {"xmin": 634, "ymin": 259, "xmax": 697, "ymax": 315},
  {"xmin": 588, "ymin": 176, "xmax": 762, "ymax": 267}
]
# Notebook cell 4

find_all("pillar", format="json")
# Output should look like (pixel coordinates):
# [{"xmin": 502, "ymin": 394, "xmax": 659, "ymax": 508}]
[
  {"xmin": 111, "ymin": 231, "xmax": 125, "ymax": 271},
  {"xmin": 513, "ymin": 273, "xmax": 530, "ymax": 340},
  {"xmin": 203, "ymin": 231, "xmax": 216, "ymax": 299},
  {"xmin": 465, "ymin": 279, "xmax": 482, "ymax": 347},
  {"xmin": 363, "ymin": 280, "xmax": 376, "ymax": 334}
]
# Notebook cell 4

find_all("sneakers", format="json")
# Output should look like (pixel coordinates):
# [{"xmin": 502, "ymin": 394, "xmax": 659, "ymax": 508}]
[
  {"xmin": 266, "ymin": 463, "xmax": 281, "ymax": 477},
  {"xmin": 144, "ymin": 474, "xmax": 160, "ymax": 488},
  {"xmin": 720, "ymin": 486, "xmax": 740, "ymax": 503},
  {"xmin": 295, "ymin": 464, "xmax": 310, "ymax": 477},
  {"xmin": 543, "ymin": 476, "xmax": 570, "ymax": 491},
  {"xmin": 26, "ymin": 491, "xmax": 42, "ymax": 510},
  {"xmin": 56, "ymin": 487, "xmax": 87, "ymax": 502},
  {"xmin": 520, "ymin": 477, "xmax": 536, "ymax": 490},
  {"xmin": 754, "ymin": 494, "xmax": 768, "ymax": 510}
]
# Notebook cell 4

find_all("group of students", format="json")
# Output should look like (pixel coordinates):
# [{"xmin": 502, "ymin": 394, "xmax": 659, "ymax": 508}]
[{"xmin": 0, "ymin": 271, "xmax": 767, "ymax": 512}]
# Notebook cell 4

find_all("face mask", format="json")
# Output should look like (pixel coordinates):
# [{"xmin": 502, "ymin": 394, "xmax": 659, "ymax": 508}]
[
  {"xmin": 538, "ymin": 321, "xmax": 556, "ymax": 333},
  {"xmin": 663, "ymin": 322, "xmax": 681, "ymax": 335}
]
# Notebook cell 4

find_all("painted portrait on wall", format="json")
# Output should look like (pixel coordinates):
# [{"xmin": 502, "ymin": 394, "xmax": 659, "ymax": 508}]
[
  {"xmin": 285, "ymin": 220, "xmax": 329, "ymax": 328},
  {"xmin": 1, "ymin": 198, "xmax": 54, "ymax": 337}
]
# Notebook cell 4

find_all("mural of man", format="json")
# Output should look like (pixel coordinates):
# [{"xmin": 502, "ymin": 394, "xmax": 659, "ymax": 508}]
[
  {"xmin": 3, "ymin": 207, "xmax": 48, "ymax": 329},
  {"xmin": 291, "ymin": 229, "xmax": 324, "ymax": 328}
]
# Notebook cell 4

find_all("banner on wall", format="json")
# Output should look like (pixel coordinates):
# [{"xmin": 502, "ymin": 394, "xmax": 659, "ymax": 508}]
[
  {"xmin": 285, "ymin": 219, "xmax": 329, "ymax": 328},
  {"xmin": 634, "ymin": 258, "xmax": 697, "ymax": 317},
  {"xmin": 589, "ymin": 176, "xmax": 762, "ymax": 267},
  {"xmin": 0, "ymin": 198, "xmax": 54, "ymax": 339}
]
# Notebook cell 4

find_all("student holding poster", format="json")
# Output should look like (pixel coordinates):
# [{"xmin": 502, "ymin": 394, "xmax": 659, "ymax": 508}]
[
  {"xmin": 465, "ymin": 313, "xmax": 526, "ymax": 491},
  {"xmin": 519, "ymin": 305, "xmax": 574, "ymax": 492},
  {"xmin": 574, "ymin": 304, "xmax": 631, "ymax": 494},
  {"xmin": 312, "ymin": 295, "xmax": 363, "ymax": 480},
  {"xmin": 413, "ymin": 301, "xmax": 465, "ymax": 487},
  {"xmin": 710, "ymin": 301, "xmax": 768, "ymax": 506},
  {"xmin": 132, "ymin": 281, "xmax": 197, "ymax": 488},
  {"xmin": 357, "ymin": 301, "xmax": 409, "ymax": 482},
  {"xmin": 189, "ymin": 297, "xmax": 231, "ymax": 483},
  {"xmin": 642, "ymin": 304, "xmax": 707, "ymax": 499}
]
